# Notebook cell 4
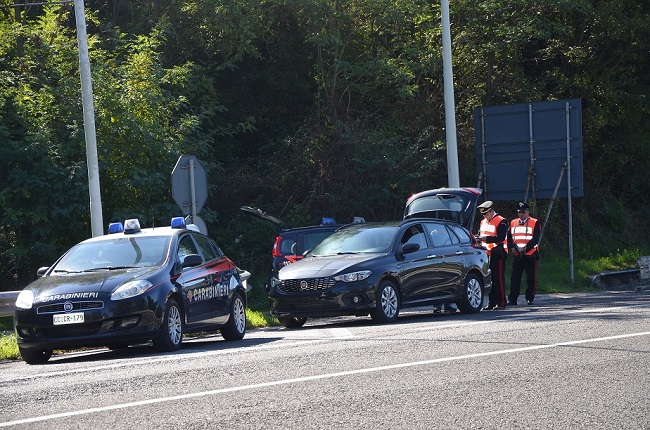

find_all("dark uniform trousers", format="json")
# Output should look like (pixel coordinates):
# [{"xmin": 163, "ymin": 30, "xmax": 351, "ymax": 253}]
[
  {"xmin": 509, "ymin": 253, "xmax": 538, "ymax": 303},
  {"xmin": 488, "ymin": 247, "xmax": 507, "ymax": 307}
]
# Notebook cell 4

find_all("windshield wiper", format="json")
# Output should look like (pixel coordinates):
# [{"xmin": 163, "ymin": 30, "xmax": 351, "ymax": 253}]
[
  {"xmin": 52, "ymin": 269, "xmax": 83, "ymax": 274},
  {"xmin": 87, "ymin": 266, "xmax": 138, "ymax": 271},
  {"xmin": 336, "ymin": 251, "xmax": 361, "ymax": 255}
]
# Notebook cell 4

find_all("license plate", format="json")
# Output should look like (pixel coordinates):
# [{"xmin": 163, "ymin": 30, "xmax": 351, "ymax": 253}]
[{"xmin": 53, "ymin": 312, "xmax": 85, "ymax": 325}]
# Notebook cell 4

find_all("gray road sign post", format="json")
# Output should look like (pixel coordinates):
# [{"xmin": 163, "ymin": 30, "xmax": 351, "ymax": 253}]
[{"xmin": 171, "ymin": 155, "xmax": 207, "ymax": 219}]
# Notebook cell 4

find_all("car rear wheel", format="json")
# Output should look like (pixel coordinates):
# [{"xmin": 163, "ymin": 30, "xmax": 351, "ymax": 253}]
[
  {"xmin": 221, "ymin": 292, "xmax": 246, "ymax": 341},
  {"xmin": 19, "ymin": 347, "xmax": 53, "ymax": 365},
  {"xmin": 456, "ymin": 273, "xmax": 483, "ymax": 313},
  {"xmin": 370, "ymin": 280, "xmax": 399, "ymax": 323},
  {"xmin": 278, "ymin": 317, "xmax": 307, "ymax": 328},
  {"xmin": 153, "ymin": 298, "xmax": 183, "ymax": 351}
]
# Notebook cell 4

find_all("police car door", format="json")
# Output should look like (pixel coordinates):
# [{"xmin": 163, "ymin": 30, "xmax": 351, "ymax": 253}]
[
  {"xmin": 176, "ymin": 234, "xmax": 221, "ymax": 326},
  {"xmin": 192, "ymin": 233, "xmax": 235, "ymax": 325}
]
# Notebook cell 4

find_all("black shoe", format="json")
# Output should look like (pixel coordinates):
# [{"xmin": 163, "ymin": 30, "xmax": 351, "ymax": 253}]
[
  {"xmin": 483, "ymin": 304, "xmax": 496, "ymax": 311},
  {"xmin": 493, "ymin": 305, "xmax": 506, "ymax": 310},
  {"xmin": 527, "ymin": 300, "xmax": 534, "ymax": 305},
  {"xmin": 507, "ymin": 300, "xmax": 517, "ymax": 306}
]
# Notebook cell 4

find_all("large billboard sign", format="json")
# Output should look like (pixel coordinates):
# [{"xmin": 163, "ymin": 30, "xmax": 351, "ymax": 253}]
[{"xmin": 474, "ymin": 99, "xmax": 583, "ymax": 202}]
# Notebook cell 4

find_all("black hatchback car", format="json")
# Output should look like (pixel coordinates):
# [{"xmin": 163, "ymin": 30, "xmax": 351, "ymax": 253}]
[
  {"xmin": 240, "ymin": 206, "xmax": 348, "ymax": 283},
  {"xmin": 269, "ymin": 218, "xmax": 491, "ymax": 328},
  {"xmin": 14, "ymin": 217, "xmax": 250, "ymax": 364}
]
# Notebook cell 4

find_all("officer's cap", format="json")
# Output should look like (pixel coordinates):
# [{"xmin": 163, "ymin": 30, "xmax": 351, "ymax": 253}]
[
  {"xmin": 478, "ymin": 201, "xmax": 494, "ymax": 214},
  {"xmin": 516, "ymin": 201, "xmax": 530, "ymax": 211}
]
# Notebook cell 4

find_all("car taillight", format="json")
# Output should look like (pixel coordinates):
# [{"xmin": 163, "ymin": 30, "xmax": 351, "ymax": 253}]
[{"xmin": 272, "ymin": 236, "xmax": 283, "ymax": 257}]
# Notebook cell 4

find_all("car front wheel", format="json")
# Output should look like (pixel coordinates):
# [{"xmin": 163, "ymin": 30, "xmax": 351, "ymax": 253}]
[
  {"xmin": 221, "ymin": 292, "xmax": 246, "ymax": 340},
  {"xmin": 19, "ymin": 347, "xmax": 53, "ymax": 365},
  {"xmin": 153, "ymin": 298, "xmax": 183, "ymax": 351},
  {"xmin": 456, "ymin": 273, "xmax": 483, "ymax": 314},
  {"xmin": 370, "ymin": 280, "xmax": 400, "ymax": 323}
]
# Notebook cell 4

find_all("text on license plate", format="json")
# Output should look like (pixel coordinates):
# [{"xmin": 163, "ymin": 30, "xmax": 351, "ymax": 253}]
[{"xmin": 53, "ymin": 312, "xmax": 85, "ymax": 325}]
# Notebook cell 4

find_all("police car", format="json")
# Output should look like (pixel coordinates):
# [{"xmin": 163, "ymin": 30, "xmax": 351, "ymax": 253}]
[{"xmin": 14, "ymin": 217, "xmax": 251, "ymax": 364}]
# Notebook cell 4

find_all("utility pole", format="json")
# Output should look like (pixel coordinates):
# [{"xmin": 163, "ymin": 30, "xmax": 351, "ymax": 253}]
[
  {"xmin": 74, "ymin": 0, "xmax": 103, "ymax": 236},
  {"xmin": 441, "ymin": 0, "xmax": 460, "ymax": 188}
]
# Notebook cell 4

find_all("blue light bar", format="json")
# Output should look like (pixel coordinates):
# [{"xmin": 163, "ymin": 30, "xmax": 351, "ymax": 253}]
[
  {"xmin": 321, "ymin": 217, "xmax": 337, "ymax": 225},
  {"xmin": 108, "ymin": 222, "xmax": 124, "ymax": 234},
  {"xmin": 171, "ymin": 217, "xmax": 186, "ymax": 229}
]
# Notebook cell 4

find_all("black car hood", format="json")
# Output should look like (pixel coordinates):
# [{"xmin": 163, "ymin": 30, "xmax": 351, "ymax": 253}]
[
  {"xmin": 27, "ymin": 267, "xmax": 161, "ymax": 304},
  {"xmin": 277, "ymin": 254, "xmax": 381, "ymax": 280}
]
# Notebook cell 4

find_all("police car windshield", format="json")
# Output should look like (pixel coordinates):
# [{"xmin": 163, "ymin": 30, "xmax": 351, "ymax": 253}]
[
  {"xmin": 53, "ymin": 236, "xmax": 171, "ymax": 272},
  {"xmin": 310, "ymin": 226, "xmax": 397, "ymax": 256}
]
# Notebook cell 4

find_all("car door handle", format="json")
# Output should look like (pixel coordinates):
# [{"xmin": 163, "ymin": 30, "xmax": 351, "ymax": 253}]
[
  {"xmin": 427, "ymin": 255, "xmax": 437, "ymax": 259},
  {"xmin": 456, "ymin": 251, "xmax": 463, "ymax": 255}
]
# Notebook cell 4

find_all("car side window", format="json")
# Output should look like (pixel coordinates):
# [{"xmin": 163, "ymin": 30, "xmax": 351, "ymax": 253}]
[
  {"xmin": 193, "ymin": 234, "xmax": 218, "ymax": 262},
  {"xmin": 209, "ymin": 239, "xmax": 225, "ymax": 258},
  {"xmin": 445, "ymin": 225, "xmax": 461, "ymax": 245},
  {"xmin": 449, "ymin": 224, "xmax": 471, "ymax": 244},
  {"xmin": 401, "ymin": 224, "xmax": 428, "ymax": 249},
  {"xmin": 425, "ymin": 223, "xmax": 453, "ymax": 247},
  {"xmin": 281, "ymin": 238, "xmax": 295, "ymax": 255},
  {"xmin": 177, "ymin": 235, "xmax": 200, "ymax": 265}
]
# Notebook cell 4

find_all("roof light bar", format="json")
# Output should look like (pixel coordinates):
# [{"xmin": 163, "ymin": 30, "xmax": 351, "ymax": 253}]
[
  {"xmin": 108, "ymin": 222, "xmax": 124, "ymax": 234},
  {"xmin": 171, "ymin": 217, "xmax": 186, "ymax": 229}
]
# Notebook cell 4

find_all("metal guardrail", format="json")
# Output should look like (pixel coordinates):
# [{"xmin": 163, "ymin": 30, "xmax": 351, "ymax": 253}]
[{"xmin": 0, "ymin": 291, "xmax": 18, "ymax": 318}]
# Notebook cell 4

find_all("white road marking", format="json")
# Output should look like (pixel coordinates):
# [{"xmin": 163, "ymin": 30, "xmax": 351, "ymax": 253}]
[
  {"xmin": 2, "ymin": 330, "xmax": 649, "ymax": 427},
  {"xmin": 1, "ymin": 327, "xmax": 356, "ymax": 384}
]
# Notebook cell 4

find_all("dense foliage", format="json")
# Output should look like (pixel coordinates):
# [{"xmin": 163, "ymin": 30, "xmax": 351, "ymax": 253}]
[{"xmin": 0, "ymin": 0, "xmax": 648, "ymax": 288}]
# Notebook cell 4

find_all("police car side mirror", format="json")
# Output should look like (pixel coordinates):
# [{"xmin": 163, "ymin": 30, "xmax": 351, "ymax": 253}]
[
  {"xmin": 181, "ymin": 254, "xmax": 203, "ymax": 269},
  {"xmin": 36, "ymin": 267, "xmax": 49, "ymax": 277}
]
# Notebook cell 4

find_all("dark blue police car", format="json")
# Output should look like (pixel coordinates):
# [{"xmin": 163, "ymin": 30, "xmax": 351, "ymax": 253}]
[{"xmin": 14, "ymin": 217, "xmax": 250, "ymax": 364}]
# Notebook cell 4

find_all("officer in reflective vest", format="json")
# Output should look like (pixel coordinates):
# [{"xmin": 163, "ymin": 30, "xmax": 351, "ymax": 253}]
[
  {"xmin": 477, "ymin": 201, "xmax": 509, "ymax": 310},
  {"xmin": 507, "ymin": 201, "xmax": 541, "ymax": 306}
]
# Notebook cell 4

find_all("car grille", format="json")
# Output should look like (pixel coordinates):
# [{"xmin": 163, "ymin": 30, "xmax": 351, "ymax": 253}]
[
  {"xmin": 37, "ymin": 301, "xmax": 104, "ymax": 314},
  {"xmin": 41, "ymin": 323, "xmax": 103, "ymax": 338},
  {"xmin": 279, "ymin": 278, "xmax": 335, "ymax": 292}
]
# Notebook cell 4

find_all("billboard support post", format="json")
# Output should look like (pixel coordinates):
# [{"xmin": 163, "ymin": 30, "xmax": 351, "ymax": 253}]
[{"xmin": 566, "ymin": 102, "xmax": 575, "ymax": 284}]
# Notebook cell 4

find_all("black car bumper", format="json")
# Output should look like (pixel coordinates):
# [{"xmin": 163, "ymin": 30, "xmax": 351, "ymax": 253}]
[
  {"xmin": 14, "ymin": 294, "xmax": 164, "ymax": 351},
  {"xmin": 269, "ymin": 280, "xmax": 377, "ymax": 318}
]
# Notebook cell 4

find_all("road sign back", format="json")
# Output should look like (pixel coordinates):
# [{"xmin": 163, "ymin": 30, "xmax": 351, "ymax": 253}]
[{"xmin": 171, "ymin": 155, "xmax": 207, "ymax": 215}]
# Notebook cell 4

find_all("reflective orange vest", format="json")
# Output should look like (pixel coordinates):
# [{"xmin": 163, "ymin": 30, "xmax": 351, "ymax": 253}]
[
  {"xmin": 510, "ymin": 217, "xmax": 539, "ymax": 256},
  {"xmin": 479, "ymin": 214, "xmax": 508, "ymax": 256}
]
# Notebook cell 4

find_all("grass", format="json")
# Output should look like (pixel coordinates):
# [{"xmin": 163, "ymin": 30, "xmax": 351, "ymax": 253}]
[
  {"xmin": 1, "ymin": 248, "xmax": 645, "ymax": 362},
  {"xmin": 0, "ymin": 328, "xmax": 19, "ymax": 361}
]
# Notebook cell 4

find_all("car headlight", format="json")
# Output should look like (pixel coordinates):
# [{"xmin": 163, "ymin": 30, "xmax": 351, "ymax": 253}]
[
  {"xmin": 111, "ymin": 280, "xmax": 153, "ymax": 300},
  {"xmin": 333, "ymin": 270, "xmax": 372, "ymax": 282},
  {"xmin": 15, "ymin": 290, "xmax": 34, "ymax": 309}
]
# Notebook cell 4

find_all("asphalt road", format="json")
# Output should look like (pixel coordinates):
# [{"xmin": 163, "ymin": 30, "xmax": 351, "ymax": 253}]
[{"xmin": 1, "ymin": 291, "xmax": 649, "ymax": 429}]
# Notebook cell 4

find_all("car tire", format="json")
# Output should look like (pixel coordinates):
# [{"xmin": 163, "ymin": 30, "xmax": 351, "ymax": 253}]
[
  {"xmin": 19, "ymin": 347, "xmax": 52, "ymax": 365},
  {"xmin": 221, "ymin": 292, "xmax": 246, "ymax": 341},
  {"xmin": 153, "ymin": 298, "xmax": 183, "ymax": 351},
  {"xmin": 278, "ymin": 317, "xmax": 307, "ymax": 328},
  {"xmin": 370, "ymin": 280, "xmax": 400, "ymax": 323},
  {"xmin": 456, "ymin": 273, "xmax": 483, "ymax": 314}
]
